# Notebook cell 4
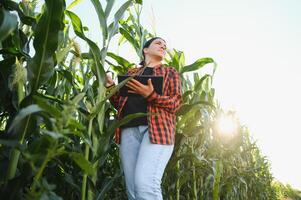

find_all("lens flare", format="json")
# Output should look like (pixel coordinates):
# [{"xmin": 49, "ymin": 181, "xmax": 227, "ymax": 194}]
[{"xmin": 216, "ymin": 114, "xmax": 238, "ymax": 136}]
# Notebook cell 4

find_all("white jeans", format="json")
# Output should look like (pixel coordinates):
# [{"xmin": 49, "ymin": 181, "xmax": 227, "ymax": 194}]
[{"xmin": 120, "ymin": 125, "xmax": 174, "ymax": 200}]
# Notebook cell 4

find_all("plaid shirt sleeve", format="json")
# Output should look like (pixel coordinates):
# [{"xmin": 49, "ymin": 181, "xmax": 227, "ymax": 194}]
[{"xmin": 146, "ymin": 67, "xmax": 182, "ymax": 114}]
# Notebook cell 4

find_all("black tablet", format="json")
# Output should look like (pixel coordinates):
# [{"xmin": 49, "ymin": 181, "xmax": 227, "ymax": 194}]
[{"xmin": 117, "ymin": 75, "xmax": 164, "ymax": 97}]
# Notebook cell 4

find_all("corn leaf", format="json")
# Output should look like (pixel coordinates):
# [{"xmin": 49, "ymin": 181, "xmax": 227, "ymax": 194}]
[{"xmin": 27, "ymin": 0, "xmax": 65, "ymax": 92}]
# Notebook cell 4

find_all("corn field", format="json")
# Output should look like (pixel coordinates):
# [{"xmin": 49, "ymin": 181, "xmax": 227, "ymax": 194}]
[{"xmin": 0, "ymin": 0, "xmax": 300, "ymax": 199}]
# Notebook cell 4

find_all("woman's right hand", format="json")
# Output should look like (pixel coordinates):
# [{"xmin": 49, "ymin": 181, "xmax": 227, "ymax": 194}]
[{"xmin": 105, "ymin": 73, "xmax": 115, "ymax": 88}]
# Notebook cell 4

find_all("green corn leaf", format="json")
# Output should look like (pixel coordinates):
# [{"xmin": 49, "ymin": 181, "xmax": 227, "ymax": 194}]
[
  {"xmin": 180, "ymin": 57, "xmax": 214, "ymax": 74},
  {"xmin": 2, "ymin": 0, "xmax": 36, "ymax": 26},
  {"xmin": 34, "ymin": 93, "xmax": 64, "ymax": 104},
  {"xmin": 105, "ymin": 0, "xmax": 115, "ymax": 19},
  {"xmin": 41, "ymin": 130, "xmax": 64, "ymax": 139},
  {"xmin": 95, "ymin": 170, "xmax": 123, "ymax": 200},
  {"xmin": 178, "ymin": 51, "xmax": 185, "ymax": 69},
  {"xmin": 8, "ymin": 105, "xmax": 43, "ymax": 133},
  {"xmin": 27, "ymin": 0, "xmax": 65, "ymax": 92},
  {"xmin": 70, "ymin": 152, "xmax": 96, "ymax": 176},
  {"xmin": 182, "ymin": 90, "xmax": 194, "ymax": 101},
  {"xmin": 56, "ymin": 42, "xmax": 73, "ymax": 64},
  {"xmin": 213, "ymin": 160, "xmax": 223, "ymax": 200},
  {"xmin": 119, "ymin": 27, "xmax": 139, "ymax": 51},
  {"xmin": 194, "ymin": 74, "xmax": 210, "ymax": 92},
  {"xmin": 0, "ymin": 8, "xmax": 18, "ymax": 42},
  {"xmin": 202, "ymin": 75, "xmax": 211, "ymax": 93},
  {"xmin": 71, "ymin": 92, "xmax": 86, "ymax": 105},
  {"xmin": 108, "ymin": 0, "xmax": 133, "ymax": 39},
  {"xmin": 66, "ymin": 10, "xmax": 106, "ymax": 84},
  {"xmin": 177, "ymin": 101, "xmax": 215, "ymax": 116},
  {"xmin": 67, "ymin": 0, "xmax": 83, "ymax": 9},
  {"xmin": 0, "ymin": 139, "xmax": 25, "ymax": 151},
  {"xmin": 57, "ymin": 69, "xmax": 77, "ymax": 86},
  {"xmin": 134, "ymin": 0, "xmax": 143, "ymax": 4},
  {"xmin": 90, "ymin": 76, "xmax": 133, "ymax": 118},
  {"xmin": 91, "ymin": 0, "xmax": 108, "ymax": 40},
  {"xmin": 33, "ymin": 95, "xmax": 62, "ymax": 118},
  {"xmin": 107, "ymin": 52, "xmax": 134, "ymax": 68},
  {"xmin": 114, "ymin": 1, "xmax": 132, "ymax": 25},
  {"xmin": 107, "ymin": 113, "xmax": 149, "ymax": 135}
]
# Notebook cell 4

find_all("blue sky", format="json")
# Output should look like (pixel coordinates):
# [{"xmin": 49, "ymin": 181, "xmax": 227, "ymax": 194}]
[{"xmin": 66, "ymin": 0, "xmax": 301, "ymax": 189}]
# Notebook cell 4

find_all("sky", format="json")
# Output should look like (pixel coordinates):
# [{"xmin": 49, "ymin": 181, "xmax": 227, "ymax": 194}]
[{"xmin": 66, "ymin": 0, "xmax": 301, "ymax": 189}]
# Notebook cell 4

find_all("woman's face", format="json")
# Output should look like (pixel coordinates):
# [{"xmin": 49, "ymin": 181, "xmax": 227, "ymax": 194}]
[{"xmin": 143, "ymin": 38, "xmax": 167, "ymax": 61}]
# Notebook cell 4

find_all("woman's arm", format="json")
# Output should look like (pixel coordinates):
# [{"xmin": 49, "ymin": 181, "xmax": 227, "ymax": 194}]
[{"xmin": 146, "ymin": 68, "xmax": 182, "ymax": 114}]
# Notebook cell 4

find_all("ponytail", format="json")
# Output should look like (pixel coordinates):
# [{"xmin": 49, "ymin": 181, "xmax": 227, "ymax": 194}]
[{"xmin": 139, "ymin": 60, "xmax": 145, "ymax": 66}]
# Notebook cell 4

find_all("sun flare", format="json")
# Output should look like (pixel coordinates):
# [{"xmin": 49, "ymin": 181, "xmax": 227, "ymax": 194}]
[{"xmin": 216, "ymin": 114, "xmax": 238, "ymax": 136}]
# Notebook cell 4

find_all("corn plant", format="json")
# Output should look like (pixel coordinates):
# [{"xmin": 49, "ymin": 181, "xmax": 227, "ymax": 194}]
[
  {"xmin": 1, "ymin": 0, "xmax": 301, "ymax": 200},
  {"xmin": 160, "ymin": 55, "xmax": 283, "ymax": 199},
  {"xmin": 0, "ymin": 0, "xmax": 140, "ymax": 199}
]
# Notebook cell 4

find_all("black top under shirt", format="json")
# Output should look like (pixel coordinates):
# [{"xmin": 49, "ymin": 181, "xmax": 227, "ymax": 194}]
[{"xmin": 120, "ymin": 67, "xmax": 154, "ymax": 129}]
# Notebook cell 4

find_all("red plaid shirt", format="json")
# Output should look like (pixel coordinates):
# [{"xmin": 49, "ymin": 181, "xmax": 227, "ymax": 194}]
[{"xmin": 109, "ymin": 64, "xmax": 182, "ymax": 145}]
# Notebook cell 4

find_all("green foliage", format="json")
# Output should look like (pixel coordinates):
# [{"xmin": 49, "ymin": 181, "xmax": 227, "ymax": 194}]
[
  {"xmin": 27, "ymin": 0, "xmax": 66, "ymax": 92},
  {"xmin": 0, "ymin": 0, "xmax": 299, "ymax": 200},
  {"xmin": 273, "ymin": 181, "xmax": 301, "ymax": 200},
  {"xmin": 0, "ymin": 7, "xmax": 18, "ymax": 42}
]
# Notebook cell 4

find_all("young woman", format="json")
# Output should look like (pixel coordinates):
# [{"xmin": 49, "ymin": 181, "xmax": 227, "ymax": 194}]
[{"xmin": 106, "ymin": 37, "xmax": 182, "ymax": 200}]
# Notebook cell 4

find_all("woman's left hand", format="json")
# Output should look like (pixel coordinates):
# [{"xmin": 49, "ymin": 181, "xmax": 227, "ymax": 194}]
[{"xmin": 126, "ymin": 78, "xmax": 154, "ymax": 98}]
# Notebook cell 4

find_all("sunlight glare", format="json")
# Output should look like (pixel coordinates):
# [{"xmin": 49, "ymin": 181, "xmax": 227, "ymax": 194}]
[{"xmin": 217, "ymin": 114, "xmax": 237, "ymax": 136}]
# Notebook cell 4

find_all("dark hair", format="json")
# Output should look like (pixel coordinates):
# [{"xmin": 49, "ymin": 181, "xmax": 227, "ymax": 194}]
[{"xmin": 139, "ymin": 37, "xmax": 166, "ymax": 66}]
